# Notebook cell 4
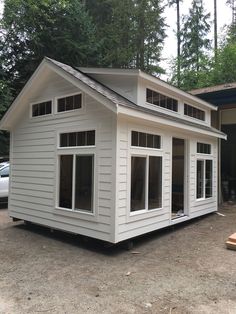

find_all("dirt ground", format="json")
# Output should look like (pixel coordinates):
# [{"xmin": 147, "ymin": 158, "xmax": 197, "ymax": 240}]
[{"xmin": 1, "ymin": 206, "xmax": 236, "ymax": 314}]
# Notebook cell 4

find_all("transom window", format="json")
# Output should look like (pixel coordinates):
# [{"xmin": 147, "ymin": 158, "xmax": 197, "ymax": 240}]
[
  {"xmin": 197, "ymin": 142, "xmax": 211, "ymax": 154},
  {"xmin": 131, "ymin": 156, "xmax": 162, "ymax": 212},
  {"xmin": 57, "ymin": 93, "xmax": 82, "ymax": 112},
  {"xmin": 32, "ymin": 101, "xmax": 52, "ymax": 117},
  {"xmin": 146, "ymin": 88, "xmax": 178, "ymax": 112},
  {"xmin": 60, "ymin": 130, "xmax": 95, "ymax": 147},
  {"xmin": 59, "ymin": 154, "xmax": 94, "ymax": 212},
  {"xmin": 184, "ymin": 104, "xmax": 205, "ymax": 121},
  {"xmin": 131, "ymin": 131, "xmax": 161, "ymax": 149},
  {"xmin": 196, "ymin": 159, "xmax": 213, "ymax": 199}
]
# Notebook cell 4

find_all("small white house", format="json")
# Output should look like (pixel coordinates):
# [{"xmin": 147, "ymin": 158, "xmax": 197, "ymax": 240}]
[{"xmin": 0, "ymin": 58, "xmax": 226, "ymax": 243}]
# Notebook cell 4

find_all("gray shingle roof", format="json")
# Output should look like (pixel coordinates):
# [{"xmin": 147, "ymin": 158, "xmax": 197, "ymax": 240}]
[{"xmin": 47, "ymin": 58, "xmax": 225, "ymax": 138}]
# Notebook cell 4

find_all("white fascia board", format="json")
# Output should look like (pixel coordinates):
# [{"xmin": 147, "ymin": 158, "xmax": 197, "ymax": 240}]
[
  {"xmin": 117, "ymin": 105, "xmax": 226, "ymax": 139},
  {"xmin": 139, "ymin": 72, "xmax": 218, "ymax": 111},
  {"xmin": 78, "ymin": 67, "xmax": 140, "ymax": 76}
]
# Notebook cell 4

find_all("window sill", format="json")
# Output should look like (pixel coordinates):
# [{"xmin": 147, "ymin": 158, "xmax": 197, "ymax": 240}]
[
  {"xmin": 127, "ymin": 207, "xmax": 164, "ymax": 222},
  {"xmin": 53, "ymin": 207, "xmax": 98, "ymax": 222}
]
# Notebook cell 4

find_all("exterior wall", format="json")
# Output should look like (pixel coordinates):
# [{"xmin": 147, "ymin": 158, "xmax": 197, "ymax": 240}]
[
  {"xmin": 116, "ymin": 116, "xmax": 218, "ymax": 242},
  {"xmin": 9, "ymin": 73, "xmax": 116, "ymax": 243}
]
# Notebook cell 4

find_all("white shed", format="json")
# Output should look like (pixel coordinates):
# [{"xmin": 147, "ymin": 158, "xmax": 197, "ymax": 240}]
[{"xmin": 0, "ymin": 58, "xmax": 226, "ymax": 243}]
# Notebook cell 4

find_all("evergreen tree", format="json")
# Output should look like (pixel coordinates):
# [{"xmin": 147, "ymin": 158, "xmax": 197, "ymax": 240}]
[
  {"xmin": 172, "ymin": 0, "xmax": 211, "ymax": 90},
  {"xmin": 168, "ymin": 0, "xmax": 183, "ymax": 87},
  {"xmin": 1, "ymin": 0, "xmax": 99, "ymax": 95},
  {"xmin": 86, "ymin": 0, "xmax": 166, "ymax": 74}
]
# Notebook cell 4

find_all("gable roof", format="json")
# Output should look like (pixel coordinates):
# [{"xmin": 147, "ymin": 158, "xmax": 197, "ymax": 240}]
[{"xmin": 0, "ymin": 57, "xmax": 225, "ymax": 139}]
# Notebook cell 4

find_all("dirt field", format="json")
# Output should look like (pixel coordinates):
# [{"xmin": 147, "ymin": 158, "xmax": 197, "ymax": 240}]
[{"xmin": 1, "ymin": 205, "xmax": 236, "ymax": 314}]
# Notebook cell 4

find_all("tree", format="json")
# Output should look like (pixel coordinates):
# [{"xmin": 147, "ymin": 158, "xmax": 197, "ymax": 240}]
[
  {"xmin": 86, "ymin": 0, "xmax": 167, "ymax": 74},
  {"xmin": 168, "ymin": 0, "xmax": 183, "ymax": 87},
  {"xmin": 214, "ymin": 0, "xmax": 218, "ymax": 61},
  {"xmin": 1, "ymin": 0, "xmax": 99, "ymax": 95},
  {"xmin": 171, "ymin": 0, "xmax": 211, "ymax": 90}
]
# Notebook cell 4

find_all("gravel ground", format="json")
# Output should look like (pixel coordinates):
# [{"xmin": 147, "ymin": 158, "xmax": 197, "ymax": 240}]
[{"xmin": 1, "ymin": 205, "xmax": 236, "ymax": 314}]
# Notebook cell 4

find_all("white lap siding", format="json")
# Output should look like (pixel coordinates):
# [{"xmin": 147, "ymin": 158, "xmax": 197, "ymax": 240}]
[
  {"xmin": 116, "ymin": 118, "xmax": 171, "ymax": 242},
  {"xmin": 116, "ymin": 116, "xmax": 218, "ymax": 242},
  {"xmin": 9, "ymin": 74, "xmax": 116, "ymax": 242},
  {"xmin": 188, "ymin": 138, "xmax": 218, "ymax": 217}
]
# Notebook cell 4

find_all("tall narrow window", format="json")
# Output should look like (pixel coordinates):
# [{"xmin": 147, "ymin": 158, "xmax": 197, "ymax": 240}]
[
  {"xmin": 197, "ymin": 160, "xmax": 204, "ymax": 199},
  {"xmin": 131, "ymin": 157, "xmax": 146, "ymax": 211},
  {"xmin": 205, "ymin": 160, "xmax": 213, "ymax": 198},
  {"xmin": 196, "ymin": 159, "xmax": 213, "ymax": 199},
  {"xmin": 75, "ymin": 155, "xmax": 94, "ymax": 211},
  {"xmin": 148, "ymin": 156, "xmax": 162, "ymax": 209},
  {"xmin": 59, "ymin": 155, "xmax": 73, "ymax": 208}
]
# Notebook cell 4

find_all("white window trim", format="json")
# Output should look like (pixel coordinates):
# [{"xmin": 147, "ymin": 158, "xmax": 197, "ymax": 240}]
[
  {"xmin": 126, "ymin": 127, "xmax": 164, "ymax": 222},
  {"xmin": 57, "ymin": 129, "xmax": 96, "ymax": 150},
  {"xmin": 196, "ymin": 142, "xmax": 212, "ymax": 155},
  {"xmin": 29, "ymin": 98, "xmax": 53, "ymax": 119},
  {"xmin": 54, "ymin": 128, "xmax": 98, "ymax": 222},
  {"xmin": 131, "ymin": 130, "xmax": 162, "ymax": 150},
  {"xmin": 145, "ymin": 85, "xmax": 181, "ymax": 115},
  {"xmin": 196, "ymin": 157, "xmax": 213, "ymax": 201},
  {"xmin": 54, "ymin": 92, "xmax": 84, "ymax": 115},
  {"xmin": 184, "ymin": 103, "xmax": 206, "ymax": 123}
]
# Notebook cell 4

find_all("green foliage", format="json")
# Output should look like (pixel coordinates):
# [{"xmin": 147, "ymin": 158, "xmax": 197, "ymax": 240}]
[
  {"xmin": 86, "ymin": 0, "xmax": 167, "ymax": 74},
  {"xmin": 170, "ymin": 0, "xmax": 211, "ymax": 90},
  {"xmin": 1, "ymin": 0, "xmax": 99, "ymax": 94},
  {"xmin": 0, "ymin": 75, "xmax": 12, "ymax": 156}
]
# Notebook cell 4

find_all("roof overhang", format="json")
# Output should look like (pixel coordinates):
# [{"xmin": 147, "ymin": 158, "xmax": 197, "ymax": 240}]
[{"xmin": 117, "ymin": 105, "xmax": 226, "ymax": 140}]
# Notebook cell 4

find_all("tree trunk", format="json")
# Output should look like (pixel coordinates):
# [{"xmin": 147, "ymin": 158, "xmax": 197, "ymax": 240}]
[
  {"xmin": 214, "ymin": 0, "xmax": 218, "ymax": 62},
  {"xmin": 176, "ymin": 0, "xmax": 181, "ymax": 87}
]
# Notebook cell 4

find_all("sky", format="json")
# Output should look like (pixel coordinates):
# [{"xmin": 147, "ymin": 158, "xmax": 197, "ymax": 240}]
[{"xmin": 0, "ymin": 0, "xmax": 233, "ymax": 78}]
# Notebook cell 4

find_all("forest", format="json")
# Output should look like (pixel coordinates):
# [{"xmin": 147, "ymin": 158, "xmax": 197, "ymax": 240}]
[{"xmin": 0, "ymin": 0, "xmax": 236, "ymax": 154}]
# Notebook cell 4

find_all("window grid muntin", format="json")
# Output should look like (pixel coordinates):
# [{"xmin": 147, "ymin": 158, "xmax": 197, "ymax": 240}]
[
  {"xmin": 146, "ymin": 88, "xmax": 178, "ymax": 112},
  {"xmin": 131, "ymin": 131, "xmax": 161, "ymax": 149},
  {"xmin": 197, "ymin": 142, "xmax": 211, "ymax": 154},
  {"xmin": 60, "ymin": 130, "xmax": 95, "ymax": 148},
  {"xmin": 184, "ymin": 103, "xmax": 205, "ymax": 121},
  {"xmin": 32, "ymin": 101, "xmax": 52, "ymax": 117},
  {"xmin": 57, "ymin": 93, "xmax": 82, "ymax": 112}
]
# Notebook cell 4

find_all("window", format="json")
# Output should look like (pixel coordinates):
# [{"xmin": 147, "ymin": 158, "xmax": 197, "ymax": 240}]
[
  {"xmin": 196, "ymin": 159, "xmax": 213, "ymax": 199},
  {"xmin": 59, "ymin": 154, "xmax": 94, "ymax": 212},
  {"xmin": 197, "ymin": 142, "xmax": 211, "ymax": 154},
  {"xmin": 131, "ymin": 131, "xmax": 161, "ymax": 149},
  {"xmin": 57, "ymin": 94, "xmax": 82, "ymax": 112},
  {"xmin": 131, "ymin": 156, "xmax": 162, "ymax": 212},
  {"xmin": 0, "ymin": 166, "xmax": 9, "ymax": 178},
  {"xmin": 146, "ymin": 88, "xmax": 178, "ymax": 112},
  {"xmin": 60, "ymin": 131, "xmax": 95, "ymax": 148},
  {"xmin": 32, "ymin": 101, "xmax": 52, "ymax": 117},
  {"xmin": 184, "ymin": 104, "xmax": 205, "ymax": 121}
]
